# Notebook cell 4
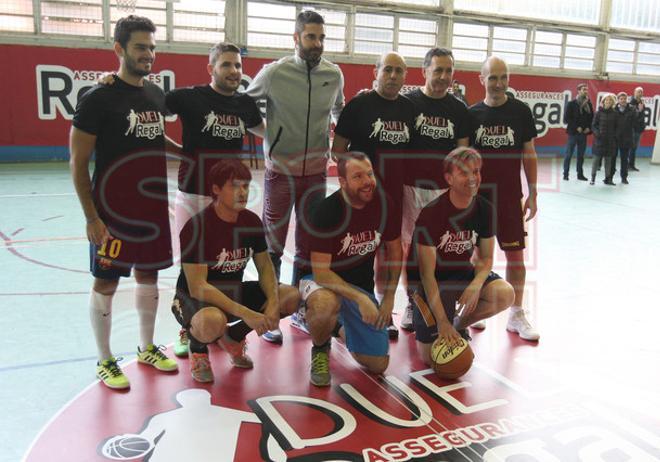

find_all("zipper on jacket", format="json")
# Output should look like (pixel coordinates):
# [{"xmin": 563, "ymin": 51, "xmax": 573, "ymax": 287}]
[
  {"xmin": 302, "ymin": 63, "xmax": 312, "ymax": 176},
  {"xmin": 269, "ymin": 127, "xmax": 283, "ymax": 160}
]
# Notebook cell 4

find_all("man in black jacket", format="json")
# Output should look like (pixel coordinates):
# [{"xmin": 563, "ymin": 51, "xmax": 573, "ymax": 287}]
[
  {"xmin": 629, "ymin": 87, "xmax": 646, "ymax": 171},
  {"xmin": 615, "ymin": 92, "xmax": 635, "ymax": 184},
  {"xmin": 563, "ymin": 83, "xmax": 593, "ymax": 181}
]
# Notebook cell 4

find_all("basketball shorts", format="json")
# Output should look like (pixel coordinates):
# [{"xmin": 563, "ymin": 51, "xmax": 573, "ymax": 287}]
[
  {"xmin": 300, "ymin": 275, "xmax": 388, "ymax": 357},
  {"xmin": 171, "ymin": 280, "xmax": 267, "ymax": 328},
  {"xmin": 413, "ymin": 270, "xmax": 502, "ymax": 344},
  {"xmin": 90, "ymin": 226, "xmax": 172, "ymax": 280}
]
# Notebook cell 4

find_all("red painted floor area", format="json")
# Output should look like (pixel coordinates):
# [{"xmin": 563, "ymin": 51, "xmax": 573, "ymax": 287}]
[{"xmin": 24, "ymin": 319, "xmax": 660, "ymax": 462}]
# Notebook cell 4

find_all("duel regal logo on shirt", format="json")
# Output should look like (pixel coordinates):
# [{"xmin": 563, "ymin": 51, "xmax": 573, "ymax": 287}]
[
  {"xmin": 125, "ymin": 110, "xmax": 164, "ymax": 140},
  {"xmin": 212, "ymin": 247, "xmax": 253, "ymax": 273},
  {"xmin": 370, "ymin": 119, "xmax": 410, "ymax": 144},
  {"xmin": 201, "ymin": 112, "xmax": 246, "ymax": 140},
  {"xmin": 475, "ymin": 125, "xmax": 515, "ymax": 148},
  {"xmin": 338, "ymin": 231, "xmax": 382, "ymax": 257},
  {"xmin": 437, "ymin": 230, "xmax": 477, "ymax": 255},
  {"xmin": 415, "ymin": 114, "xmax": 455, "ymax": 140}
]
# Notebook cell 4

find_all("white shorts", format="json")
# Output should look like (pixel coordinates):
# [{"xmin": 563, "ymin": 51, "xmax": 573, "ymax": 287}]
[{"xmin": 401, "ymin": 185, "xmax": 448, "ymax": 246}]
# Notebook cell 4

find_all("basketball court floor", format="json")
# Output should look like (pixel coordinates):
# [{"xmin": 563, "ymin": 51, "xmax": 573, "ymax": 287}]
[{"xmin": 2, "ymin": 158, "xmax": 660, "ymax": 461}]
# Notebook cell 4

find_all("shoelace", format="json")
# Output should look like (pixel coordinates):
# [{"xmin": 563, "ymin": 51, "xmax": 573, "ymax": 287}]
[
  {"xmin": 179, "ymin": 329, "xmax": 188, "ymax": 344},
  {"xmin": 147, "ymin": 344, "xmax": 169, "ymax": 360},
  {"xmin": 105, "ymin": 357, "xmax": 124, "ymax": 377},
  {"xmin": 311, "ymin": 351, "xmax": 329, "ymax": 373},
  {"xmin": 191, "ymin": 353, "xmax": 210, "ymax": 371}
]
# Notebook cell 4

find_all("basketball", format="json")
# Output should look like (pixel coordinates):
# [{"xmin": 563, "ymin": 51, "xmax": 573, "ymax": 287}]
[
  {"xmin": 430, "ymin": 337, "xmax": 474, "ymax": 379},
  {"xmin": 101, "ymin": 434, "xmax": 153, "ymax": 460}
]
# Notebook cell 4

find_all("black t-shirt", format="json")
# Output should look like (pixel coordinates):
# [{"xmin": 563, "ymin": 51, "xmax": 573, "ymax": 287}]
[
  {"xmin": 166, "ymin": 86, "xmax": 262, "ymax": 195},
  {"xmin": 73, "ymin": 78, "xmax": 168, "ymax": 233},
  {"xmin": 469, "ymin": 98, "xmax": 537, "ymax": 199},
  {"xmin": 177, "ymin": 206, "xmax": 267, "ymax": 297},
  {"xmin": 411, "ymin": 193, "xmax": 494, "ymax": 278},
  {"xmin": 404, "ymin": 88, "xmax": 472, "ymax": 189},
  {"xmin": 309, "ymin": 189, "xmax": 400, "ymax": 293},
  {"xmin": 334, "ymin": 91, "xmax": 415, "ymax": 193}
]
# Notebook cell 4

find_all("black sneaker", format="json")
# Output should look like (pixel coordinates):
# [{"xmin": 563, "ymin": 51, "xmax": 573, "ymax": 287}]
[
  {"xmin": 622, "ymin": 178, "xmax": 629, "ymax": 184},
  {"xmin": 577, "ymin": 174, "xmax": 588, "ymax": 181},
  {"xmin": 387, "ymin": 323, "xmax": 399, "ymax": 340},
  {"xmin": 630, "ymin": 166, "xmax": 640, "ymax": 172},
  {"xmin": 563, "ymin": 173, "xmax": 569, "ymax": 181}
]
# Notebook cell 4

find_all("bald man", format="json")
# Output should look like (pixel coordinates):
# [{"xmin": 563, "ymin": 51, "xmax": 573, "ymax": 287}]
[
  {"xmin": 332, "ymin": 52, "xmax": 415, "ymax": 338},
  {"xmin": 468, "ymin": 56, "xmax": 540, "ymax": 341}
]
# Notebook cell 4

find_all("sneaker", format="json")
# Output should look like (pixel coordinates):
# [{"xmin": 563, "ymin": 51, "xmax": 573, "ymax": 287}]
[
  {"xmin": 630, "ymin": 166, "xmax": 640, "ymax": 172},
  {"xmin": 387, "ymin": 323, "xmax": 399, "ymax": 340},
  {"xmin": 96, "ymin": 357, "xmax": 130, "ymax": 390},
  {"xmin": 173, "ymin": 329, "xmax": 189, "ymax": 357},
  {"xmin": 471, "ymin": 319, "xmax": 487, "ymax": 330},
  {"xmin": 400, "ymin": 301, "xmax": 414, "ymax": 331},
  {"xmin": 577, "ymin": 174, "xmax": 588, "ymax": 181},
  {"xmin": 137, "ymin": 344, "xmax": 179, "ymax": 372},
  {"xmin": 506, "ymin": 310, "xmax": 540, "ymax": 341},
  {"xmin": 290, "ymin": 307, "xmax": 310, "ymax": 335},
  {"xmin": 589, "ymin": 179, "xmax": 595, "ymax": 185},
  {"xmin": 622, "ymin": 178, "xmax": 629, "ymax": 184},
  {"xmin": 189, "ymin": 351, "xmax": 214, "ymax": 383},
  {"xmin": 262, "ymin": 329, "xmax": 283, "ymax": 344},
  {"xmin": 217, "ymin": 336, "xmax": 253, "ymax": 369},
  {"xmin": 562, "ymin": 173, "xmax": 568, "ymax": 181},
  {"xmin": 310, "ymin": 344, "xmax": 331, "ymax": 387}
]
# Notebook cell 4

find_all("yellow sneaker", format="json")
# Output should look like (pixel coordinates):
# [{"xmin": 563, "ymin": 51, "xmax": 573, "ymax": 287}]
[
  {"xmin": 96, "ymin": 357, "xmax": 130, "ymax": 390},
  {"xmin": 137, "ymin": 344, "xmax": 179, "ymax": 372}
]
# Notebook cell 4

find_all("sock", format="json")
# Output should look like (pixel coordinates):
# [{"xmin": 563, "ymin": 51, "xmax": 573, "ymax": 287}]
[
  {"xmin": 135, "ymin": 283, "xmax": 158, "ymax": 350},
  {"xmin": 227, "ymin": 321, "xmax": 251, "ymax": 342},
  {"xmin": 188, "ymin": 330, "xmax": 209, "ymax": 354},
  {"xmin": 90, "ymin": 290, "xmax": 113, "ymax": 362},
  {"xmin": 313, "ymin": 339, "xmax": 331, "ymax": 350},
  {"xmin": 510, "ymin": 305, "xmax": 523, "ymax": 315}
]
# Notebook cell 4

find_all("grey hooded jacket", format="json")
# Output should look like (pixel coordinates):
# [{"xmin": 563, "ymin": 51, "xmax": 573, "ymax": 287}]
[{"xmin": 246, "ymin": 54, "xmax": 344, "ymax": 177}]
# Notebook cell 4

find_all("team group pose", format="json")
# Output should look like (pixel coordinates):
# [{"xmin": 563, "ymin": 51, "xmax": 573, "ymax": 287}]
[{"xmin": 72, "ymin": 12, "xmax": 541, "ymax": 390}]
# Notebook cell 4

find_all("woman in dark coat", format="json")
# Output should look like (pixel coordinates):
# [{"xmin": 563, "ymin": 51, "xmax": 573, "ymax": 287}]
[{"xmin": 591, "ymin": 94, "xmax": 618, "ymax": 185}]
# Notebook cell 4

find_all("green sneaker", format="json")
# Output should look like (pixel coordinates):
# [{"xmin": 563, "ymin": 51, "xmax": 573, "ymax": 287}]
[
  {"xmin": 173, "ymin": 329, "xmax": 189, "ymax": 358},
  {"xmin": 137, "ymin": 344, "xmax": 179, "ymax": 372},
  {"xmin": 96, "ymin": 357, "xmax": 130, "ymax": 390},
  {"xmin": 310, "ymin": 344, "xmax": 331, "ymax": 387}
]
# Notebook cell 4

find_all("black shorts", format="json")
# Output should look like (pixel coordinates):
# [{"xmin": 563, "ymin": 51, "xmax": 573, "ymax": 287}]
[
  {"xmin": 413, "ymin": 270, "xmax": 502, "ymax": 344},
  {"xmin": 89, "ymin": 220, "xmax": 172, "ymax": 279},
  {"xmin": 171, "ymin": 281, "xmax": 267, "ymax": 328}
]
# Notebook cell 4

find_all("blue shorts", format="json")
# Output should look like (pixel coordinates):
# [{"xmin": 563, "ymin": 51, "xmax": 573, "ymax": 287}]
[
  {"xmin": 413, "ymin": 270, "xmax": 501, "ymax": 344},
  {"xmin": 300, "ymin": 275, "xmax": 388, "ymax": 357}
]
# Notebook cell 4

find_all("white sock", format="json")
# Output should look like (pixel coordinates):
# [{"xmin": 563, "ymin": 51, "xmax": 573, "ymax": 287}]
[
  {"xmin": 90, "ymin": 290, "xmax": 113, "ymax": 362},
  {"xmin": 510, "ymin": 305, "xmax": 523, "ymax": 315},
  {"xmin": 136, "ymin": 283, "xmax": 159, "ymax": 350}
]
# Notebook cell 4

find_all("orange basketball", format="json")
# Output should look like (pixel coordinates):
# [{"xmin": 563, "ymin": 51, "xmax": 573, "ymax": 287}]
[{"xmin": 430, "ymin": 337, "xmax": 474, "ymax": 379}]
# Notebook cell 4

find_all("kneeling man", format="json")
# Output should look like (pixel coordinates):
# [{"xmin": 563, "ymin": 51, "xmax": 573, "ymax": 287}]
[
  {"xmin": 410, "ymin": 147, "xmax": 515, "ymax": 365},
  {"xmin": 303, "ymin": 152, "xmax": 402, "ymax": 386},
  {"xmin": 172, "ymin": 159, "xmax": 300, "ymax": 382}
]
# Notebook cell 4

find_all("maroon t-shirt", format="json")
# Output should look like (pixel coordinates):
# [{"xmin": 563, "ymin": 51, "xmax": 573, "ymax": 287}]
[
  {"xmin": 411, "ymin": 194, "xmax": 494, "ymax": 278},
  {"xmin": 309, "ymin": 189, "xmax": 400, "ymax": 293},
  {"xmin": 177, "ymin": 206, "xmax": 267, "ymax": 297}
]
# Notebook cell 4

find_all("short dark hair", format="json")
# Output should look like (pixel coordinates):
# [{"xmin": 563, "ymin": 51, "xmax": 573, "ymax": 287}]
[
  {"xmin": 337, "ymin": 151, "xmax": 370, "ymax": 178},
  {"xmin": 208, "ymin": 159, "xmax": 252, "ymax": 196},
  {"xmin": 443, "ymin": 147, "xmax": 482, "ymax": 175},
  {"xmin": 617, "ymin": 91, "xmax": 627, "ymax": 98},
  {"xmin": 209, "ymin": 42, "xmax": 241, "ymax": 66},
  {"xmin": 113, "ymin": 15, "xmax": 156, "ymax": 49},
  {"xmin": 577, "ymin": 83, "xmax": 588, "ymax": 91},
  {"xmin": 423, "ymin": 48, "xmax": 454, "ymax": 68},
  {"xmin": 295, "ymin": 10, "xmax": 324, "ymax": 35}
]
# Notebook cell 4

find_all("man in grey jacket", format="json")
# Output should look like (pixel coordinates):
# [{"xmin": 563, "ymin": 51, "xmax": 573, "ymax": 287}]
[{"xmin": 247, "ymin": 10, "xmax": 345, "ymax": 343}]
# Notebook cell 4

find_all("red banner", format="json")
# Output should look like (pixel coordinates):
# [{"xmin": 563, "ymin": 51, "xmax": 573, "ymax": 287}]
[{"xmin": 0, "ymin": 44, "xmax": 657, "ymax": 155}]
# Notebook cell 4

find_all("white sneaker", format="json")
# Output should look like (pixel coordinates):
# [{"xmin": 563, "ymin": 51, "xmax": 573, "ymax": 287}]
[
  {"xmin": 400, "ymin": 301, "xmax": 414, "ymax": 331},
  {"xmin": 506, "ymin": 310, "xmax": 540, "ymax": 341},
  {"xmin": 262, "ymin": 328, "xmax": 283, "ymax": 344},
  {"xmin": 471, "ymin": 319, "xmax": 487, "ymax": 330},
  {"xmin": 290, "ymin": 307, "xmax": 310, "ymax": 335}
]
